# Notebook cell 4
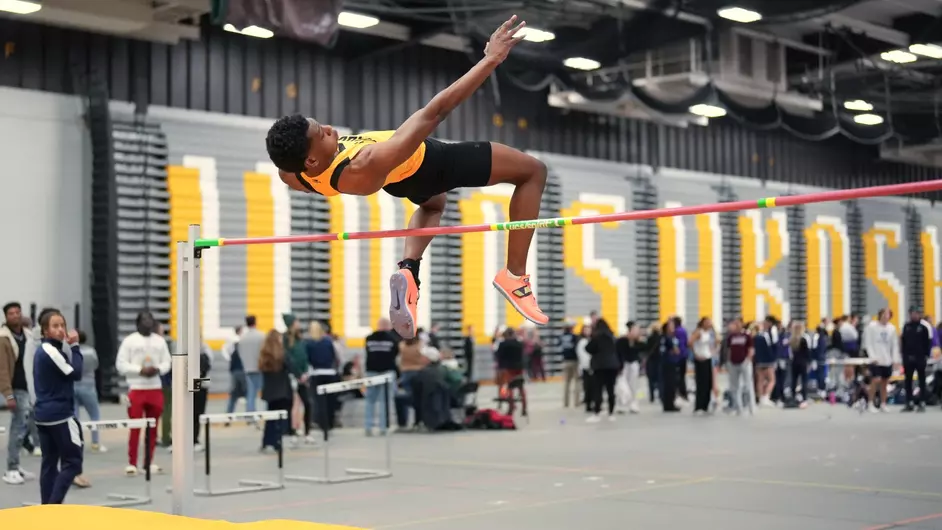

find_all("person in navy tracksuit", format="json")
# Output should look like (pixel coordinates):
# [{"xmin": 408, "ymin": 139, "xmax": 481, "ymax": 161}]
[
  {"xmin": 31, "ymin": 310, "xmax": 84, "ymax": 504},
  {"xmin": 813, "ymin": 320, "xmax": 830, "ymax": 395}
]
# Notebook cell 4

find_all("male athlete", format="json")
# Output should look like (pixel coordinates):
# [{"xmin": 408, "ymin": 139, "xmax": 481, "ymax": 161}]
[{"xmin": 266, "ymin": 15, "xmax": 548, "ymax": 339}]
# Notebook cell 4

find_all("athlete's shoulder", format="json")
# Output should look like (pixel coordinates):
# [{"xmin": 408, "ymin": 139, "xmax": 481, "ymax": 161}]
[{"xmin": 339, "ymin": 130, "xmax": 396, "ymax": 144}]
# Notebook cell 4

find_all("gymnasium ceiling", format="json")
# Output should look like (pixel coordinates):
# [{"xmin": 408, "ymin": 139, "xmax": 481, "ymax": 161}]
[
  {"xmin": 335, "ymin": 1, "xmax": 942, "ymax": 126},
  {"xmin": 7, "ymin": 0, "xmax": 942, "ymax": 138}
]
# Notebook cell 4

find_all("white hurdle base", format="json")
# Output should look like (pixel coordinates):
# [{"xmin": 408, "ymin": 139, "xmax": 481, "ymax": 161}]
[
  {"xmin": 286, "ymin": 373, "xmax": 394, "ymax": 485},
  {"xmin": 24, "ymin": 418, "xmax": 156, "ymax": 508},
  {"xmin": 192, "ymin": 410, "xmax": 288, "ymax": 497}
]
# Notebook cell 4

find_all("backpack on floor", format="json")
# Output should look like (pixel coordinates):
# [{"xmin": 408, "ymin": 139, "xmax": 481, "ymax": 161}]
[{"xmin": 463, "ymin": 408, "xmax": 516, "ymax": 430}]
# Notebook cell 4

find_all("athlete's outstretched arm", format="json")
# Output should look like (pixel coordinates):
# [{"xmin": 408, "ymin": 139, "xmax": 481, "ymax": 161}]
[{"xmin": 337, "ymin": 15, "xmax": 525, "ymax": 195}]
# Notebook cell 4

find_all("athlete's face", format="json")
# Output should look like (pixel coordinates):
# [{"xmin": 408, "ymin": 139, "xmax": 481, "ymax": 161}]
[{"xmin": 304, "ymin": 118, "xmax": 339, "ymax": 174}]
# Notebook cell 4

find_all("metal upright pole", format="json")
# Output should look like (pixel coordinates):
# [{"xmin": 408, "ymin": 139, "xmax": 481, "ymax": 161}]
[
  {"xmin": 170, "ymin": 224, "xmax": 202, "ymax": 516},
  {"xmin": 171, "ymin": 239, "xmax": 191, "ymax": 515}
]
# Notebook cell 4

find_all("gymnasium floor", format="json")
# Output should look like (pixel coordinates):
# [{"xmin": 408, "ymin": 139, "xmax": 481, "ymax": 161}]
[{"xmin": 3, "ymin": 382, "xmax": 942, "ymax": 530}]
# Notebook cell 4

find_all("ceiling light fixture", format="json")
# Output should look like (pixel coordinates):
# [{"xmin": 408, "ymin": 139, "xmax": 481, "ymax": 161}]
[
  {"xmin": 880, "ymin": 49, "xmax": 917, "ymax": 64},
  {"xmin": 909, "ymin": 43, "xmax": 942, "ymax": 59},
  {"xmin": 844, "ymin": 100, "xmax": 873, "ymax": 112},
  {"xmin": 854, "ymin": 113, "xmax": 884, "ymax": 126},
  {"xmin": 563, "ymin": 57, "xmax": 601, "ymax": 71},
  {"xmin": 517, "ymin": 27, "xmax": 555, "ymax": 43},
  {"xmin": 717, "ymin": 6, "xmax": 762, "ymax": 23},
  {"xmin": 337, "ymin": 11, "xmax": 380, "ymax": 29},
  {"xmin": 224, "ymin": 24, "xmax": 274, "ymax": 38},
  {"xmin": 689, "ymin": 104, "xmax": 727, "ymax": 118},
  {"xmin": 0, "ymin": 0, "xmax": 41, "ymax": 15}
]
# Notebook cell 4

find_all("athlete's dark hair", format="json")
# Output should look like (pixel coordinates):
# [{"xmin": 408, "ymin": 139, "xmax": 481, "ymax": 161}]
[{"xmin": 266, "ymin": 114, "xmax": 310, "ymax": 173}]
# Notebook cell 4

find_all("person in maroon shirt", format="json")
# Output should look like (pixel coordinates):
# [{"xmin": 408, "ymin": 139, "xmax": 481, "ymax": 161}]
[{"xmin": 724, "ymin": 319, "xmax": 755, "ymax": 415}]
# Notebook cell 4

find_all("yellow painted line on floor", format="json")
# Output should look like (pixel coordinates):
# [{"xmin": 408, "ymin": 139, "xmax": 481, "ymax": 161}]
[
  {"xmin": 372, "ymin": 477, "xmax": 715, "ymax": 529},
  {"xmin": 719, "ymin": 477, "xmax": 942, "ymax": 500}
]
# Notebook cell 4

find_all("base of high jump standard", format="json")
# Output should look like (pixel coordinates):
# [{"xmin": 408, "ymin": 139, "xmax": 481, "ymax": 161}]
[
  {"xmin": 190, "ymin": 410, "xmax": 288, "ymax": 496},
  {"xmin": 23, "ymin": 418, "xmax": 156, "ymax": 508},
  {"xmin": 286, "ymin": 373, "xmax": 394, "ymax": 485}
]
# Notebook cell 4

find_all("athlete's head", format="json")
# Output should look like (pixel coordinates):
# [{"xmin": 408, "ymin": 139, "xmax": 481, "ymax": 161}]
[{"xmin": 266, "ymin": 114, "xmax": 339, "ymax": 174}]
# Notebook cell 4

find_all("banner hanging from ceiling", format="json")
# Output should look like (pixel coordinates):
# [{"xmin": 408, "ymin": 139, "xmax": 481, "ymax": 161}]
[{"xmin": 212, "ymin": 0, "xmax": 344, "ymax": 47}]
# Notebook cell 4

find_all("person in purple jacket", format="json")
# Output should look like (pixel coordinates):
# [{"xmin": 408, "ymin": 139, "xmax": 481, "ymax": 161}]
[
  {"xmin": 672, "ymin": 317, "xmax": 689, "ymax": 401},
  {"xmin": 31, "ymin": 309, "xmax": 83, "ymax": 505}
]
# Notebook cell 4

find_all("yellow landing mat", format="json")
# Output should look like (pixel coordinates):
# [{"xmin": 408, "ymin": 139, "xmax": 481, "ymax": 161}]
[{"xmin": 0, "ymin": 505, "xmax": 364, "ymax": 530}]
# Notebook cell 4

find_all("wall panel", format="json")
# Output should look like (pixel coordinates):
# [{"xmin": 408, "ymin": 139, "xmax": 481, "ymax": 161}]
[{"xmin": 0, "ymin": 87, "xmax": 90, "ymax": 323}]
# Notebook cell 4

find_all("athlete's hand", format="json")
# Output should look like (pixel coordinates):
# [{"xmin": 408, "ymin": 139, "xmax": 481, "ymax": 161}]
[
  {"xmin": 5, "ymin": 397, "xmax": 15, "ymax": 411},
  {"xmin": 484, "ymin": 15, "xmax": 526, "ymax": 64},
  {"xmin": 67, "ymin": 329, "xmax": 79, "ymax": 345}
]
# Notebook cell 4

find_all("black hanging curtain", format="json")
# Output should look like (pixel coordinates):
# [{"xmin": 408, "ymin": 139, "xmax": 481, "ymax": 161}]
[{"xmin": 211, "ymin": 0, "xmax": 344, "ymax": 47}]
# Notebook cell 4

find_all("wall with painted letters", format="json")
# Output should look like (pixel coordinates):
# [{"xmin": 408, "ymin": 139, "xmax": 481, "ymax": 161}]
[{"xmin": 155, "ymin": 109, "xmax": 942, "ymax": 380}]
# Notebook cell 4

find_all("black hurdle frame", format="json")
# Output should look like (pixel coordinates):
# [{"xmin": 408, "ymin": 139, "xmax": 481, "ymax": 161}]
[
  {"xmin": 191, "ymin": 411, "xmax": 287, "ymax": 497},
  {"xmin": 286, "ymin": 374, "xmax": 393, "ymax": 484}
]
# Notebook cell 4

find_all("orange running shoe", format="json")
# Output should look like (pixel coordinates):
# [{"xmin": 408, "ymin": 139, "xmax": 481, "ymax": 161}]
[
  {"xmin": 492, "ymin": 268, "xmax": 549, "ymax": 326},
  {"xmin": 389, "ymin": 269, "xmax": 419, "ymax": 338}
]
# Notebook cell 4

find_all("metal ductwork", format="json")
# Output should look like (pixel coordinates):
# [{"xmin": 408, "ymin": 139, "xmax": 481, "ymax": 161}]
[{"xmin": 0, "ymin": 0, "xmax": 207, "ymax": 44}]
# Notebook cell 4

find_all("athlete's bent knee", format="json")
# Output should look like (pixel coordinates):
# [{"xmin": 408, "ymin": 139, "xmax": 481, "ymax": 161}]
[
  {"xmin": 419, "ymin": 193, "xmax": 447, "ymax": 213},
  {"xmin": 529, "ymin": 158, "xmax": 548, "ymax": 188}
]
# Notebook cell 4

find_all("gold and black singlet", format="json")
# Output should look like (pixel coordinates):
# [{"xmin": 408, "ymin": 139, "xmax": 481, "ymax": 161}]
[{"xmin": 293, "ymin": 130, "xmax": 426, "ymax": 197}]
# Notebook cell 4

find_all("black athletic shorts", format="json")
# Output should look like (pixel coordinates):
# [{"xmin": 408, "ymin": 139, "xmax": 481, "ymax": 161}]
[
  {"xmin": 382, "ymin": 138, "xmax": 492, "ymax": 205},
  {"xmin": 870, "ymin": 364, "xmax": 892, "ymax": 380}
]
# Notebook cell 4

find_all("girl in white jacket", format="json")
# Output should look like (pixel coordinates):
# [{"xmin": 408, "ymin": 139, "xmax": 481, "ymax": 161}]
[{"xmin": 862, "ymin": 309, "xmax": 900, "ymax": 412}]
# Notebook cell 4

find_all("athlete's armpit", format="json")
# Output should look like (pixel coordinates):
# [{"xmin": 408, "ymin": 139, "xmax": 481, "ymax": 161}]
[{"xmin": 334, "ymin": 146, "xmax": 388, "ymax": 195}]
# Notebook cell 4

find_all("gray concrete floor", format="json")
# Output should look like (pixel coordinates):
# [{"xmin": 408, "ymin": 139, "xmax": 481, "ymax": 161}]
[{"xmin": 3, "ymin": 382, "xmax": 942, "ymax": 530}]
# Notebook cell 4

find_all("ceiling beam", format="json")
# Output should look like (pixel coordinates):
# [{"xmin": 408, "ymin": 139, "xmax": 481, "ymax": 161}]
[{"xmin": 815, "ymin": 13, "xmax": 911, "ymax": 47}]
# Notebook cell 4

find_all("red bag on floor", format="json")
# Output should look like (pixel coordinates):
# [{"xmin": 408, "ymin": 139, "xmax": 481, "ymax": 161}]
[{"xmin": 464, "ymin": 408, "xmax": 516, "ymax": 430}]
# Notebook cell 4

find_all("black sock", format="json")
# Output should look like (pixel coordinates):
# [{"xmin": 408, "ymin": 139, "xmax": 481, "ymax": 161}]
[{"xmin": 398, "ymin": 258, "xmax": 421, "ymax": 288}]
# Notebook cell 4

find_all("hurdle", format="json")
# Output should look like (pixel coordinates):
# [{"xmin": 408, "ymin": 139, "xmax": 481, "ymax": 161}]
[
  {"xmin": 23, "ymin": 418, "xmax": 156, "ymax": 508},
  {"xmin": 286, "ymin": 373, "xmax": 395, "ymax": 484},
  {"xmin": 193, "ymin": 410, "xmax": 288, "ymax": 496}
]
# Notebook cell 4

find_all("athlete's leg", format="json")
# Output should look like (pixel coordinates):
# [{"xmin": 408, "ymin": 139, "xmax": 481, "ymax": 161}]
[
  {"xmin": 486, "ymin": 143, "xmax": 547, "ymax": 274},
  {"xmin": 486, "ymin": 143, "xmax": 549, "ymax": 325},
  {"xmin": 403, "ymin": 194, "xmax": 446, "ymax": 261},
  {"xmin": 389, "ymin": 194, "xmax": 446, "ymax": 338}
]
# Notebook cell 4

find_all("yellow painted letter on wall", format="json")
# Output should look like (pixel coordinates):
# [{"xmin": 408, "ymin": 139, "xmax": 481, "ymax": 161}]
[
  {"xmin": 863, "ymin": 222, "xmax": 905, "ymax": 328},
  {"xmin": 330, "ymin": 194, "xmax": 404, "ymax": 348},
  {"xmin": 922, "ymin": 226, "xmax": 942, "ymax": 320},
  {"xmin": 656, "ymin": 202, "xmax": 722, "ymax": 324},
  {"xmin": 255, "ymin": 161, "xmax": 293, "ymax": 333},
  {"xmin": 168, "ymin": 166, "xmax": 202, "ymax": 342},
  {"xmin": 738, "ymin": 210, "xmax": 790, "ymax": 323},
  {"xmin": 243, "ymin": 172, "xmax": 276, "ymax": 332},
  {"xmin": 459, "ymin": 184, "xmax": 538, "ymax": 344},
  {"xmin": 561, "ymin": 194, "xmax": 629, "ymax": 333},
  {"xmin": 804, "ymin": 216, "xmax": 850, "ymax": 325}
]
